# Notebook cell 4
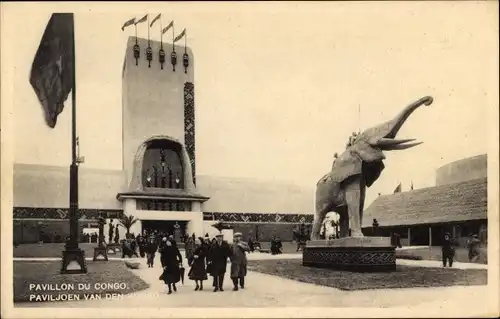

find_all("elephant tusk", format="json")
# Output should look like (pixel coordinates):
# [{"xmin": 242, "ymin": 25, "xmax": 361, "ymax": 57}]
[
  {"xmin": 384, "ymin": 141, "xmax": 423, "ymax": 150},
  {"xmin": 377, "ymin": 138, "xmax": 416, "ymax": 147}
]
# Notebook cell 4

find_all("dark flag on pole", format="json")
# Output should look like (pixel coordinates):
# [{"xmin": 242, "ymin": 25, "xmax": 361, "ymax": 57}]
[
  {"xmin": 132, "ymin": 14, "xmax": 148, "ymax": 65},
  {"xmin": 31, "ymin": 13, "xmax": 87, "ymax": 274},
  {"xmin": 393, "ymin": 182, "xmax": 402, "ymax": 193},
  {"xmin": 121, "ymin": 17, "xmax": 135, "ymax": 31},
  {"xmin": 150, "ymin": 13, "xmax": 161, "ymax": 27},
  {"xmin": 29, "ymin": 13, "xmax": 74, "ymax": 128}
]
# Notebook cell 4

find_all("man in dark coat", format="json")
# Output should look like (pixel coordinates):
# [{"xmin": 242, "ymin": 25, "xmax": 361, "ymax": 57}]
[
  {"xmin": 441, "ymin": 232, "xmax": 455, "ymax": 267},
  {"xmin": 230, "ymin": 232, "xmax": 250, "ymax": 291},
  {"xmin": 145, "ymin": 237, "xmax": 158, "ymax": 268},
  {"xmin": 207, "ymin": 233, "xmax": 232, "ymax": 292}
]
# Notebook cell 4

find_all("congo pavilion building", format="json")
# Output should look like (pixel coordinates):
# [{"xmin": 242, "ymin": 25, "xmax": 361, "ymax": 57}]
[{"xmin": 13, "ymin": 37, "xmax": 314, "ymax": 244}]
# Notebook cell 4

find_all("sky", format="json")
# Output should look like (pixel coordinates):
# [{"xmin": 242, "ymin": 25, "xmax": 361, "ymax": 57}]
[{"xmin": 4, "ymin": 1, "xmax": 499, "ymax": 207}]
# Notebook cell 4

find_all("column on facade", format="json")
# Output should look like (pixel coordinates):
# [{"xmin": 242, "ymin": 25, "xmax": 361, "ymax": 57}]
[
  {"xmin": 428, "ymin": 226, "xmax": 432, "ymax": 247},
  {"xmin": 124, "ymin": 198, "xmax": 141, "ymax": 237},
  {"xmin": 187, "ymin": 201, "xmax": 204, "ymax": 237},
  {"xmin": 407, "ymin": 227, "xmax": 411, "ymax": 246}
]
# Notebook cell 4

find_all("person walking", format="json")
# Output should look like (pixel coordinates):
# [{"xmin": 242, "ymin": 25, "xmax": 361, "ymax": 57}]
[
  {"xmin": 188, "ymin": 237, "xmax": 208, "ymax": 291},
  {"xmin": 207, "ymin": 233, "xmax": 232, "ymax": 292},
  {"xmin": 145, "ymin": 236, "xmax": 158, "ymax": 268},
  {"xmin": 230, "ymin": 232, "xmax": 250, "ymax": 291},
  {"xmin": 441, "ymin": 232, "xmax": 455, "ymax": 267},
  {"xmin": 185, "ymin": 235, "xmax": 196, "ymax": 265},
  {"xmin": 137, "ymin": 235, "xmax": 146, "ymax": 258},
  {"xmin": 467, "ymin": 234, "xmax": 481, "ymax": 262},
  {"xmin": 159, "ymin": 238, "xmax": 183, "ymax": 294}
]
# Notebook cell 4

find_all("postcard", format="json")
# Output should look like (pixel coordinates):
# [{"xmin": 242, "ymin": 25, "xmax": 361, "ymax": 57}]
[{"xmin": 1, "ymin": 1, "xmax": 498, "ymax": 318}]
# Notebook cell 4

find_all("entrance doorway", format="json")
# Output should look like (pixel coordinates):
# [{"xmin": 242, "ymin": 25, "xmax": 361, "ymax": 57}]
[{"xmin": 142, "ymin": 220, "xmax": 188, "ymax": 243}]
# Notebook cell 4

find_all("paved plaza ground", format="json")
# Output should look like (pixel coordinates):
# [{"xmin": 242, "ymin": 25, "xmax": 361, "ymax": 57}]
[{"xmin": 14, "ymin": 251, "xmax": 489, "ymax": 313}]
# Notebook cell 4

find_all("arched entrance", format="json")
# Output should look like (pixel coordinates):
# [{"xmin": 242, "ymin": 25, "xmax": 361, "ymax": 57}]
[{"xmin": 117, "ymin": 136, "xmax": 210, "ymax": 239}]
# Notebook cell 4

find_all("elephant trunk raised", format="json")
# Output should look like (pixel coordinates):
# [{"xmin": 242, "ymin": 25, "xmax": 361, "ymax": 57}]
[{"xmin": 311, "ymin": 96, "xmax": 433, "ymax": 240}]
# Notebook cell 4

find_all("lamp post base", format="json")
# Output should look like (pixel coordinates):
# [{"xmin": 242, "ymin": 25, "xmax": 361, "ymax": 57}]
[
  {"xmin": 93, "ymin": 246, "xmax": 108, "ymax": 261},
  {"xmin": 61, "ymin": 248, "xmax": 87, "ymax": 274}
]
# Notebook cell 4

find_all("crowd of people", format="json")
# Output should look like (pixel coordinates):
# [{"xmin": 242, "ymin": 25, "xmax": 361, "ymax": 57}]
[{"xmin": 123, "ymin": 231, "xmax": 251, "ymax": 294}]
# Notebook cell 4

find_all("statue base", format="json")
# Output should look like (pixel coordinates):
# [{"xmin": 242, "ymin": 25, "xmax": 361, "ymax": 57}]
[
  {"xmin": 61, "ymin": 248, "xmax": 87, "ymax": 274},
  {"xmin": 106, "ymin": 243, "xmax": 121, "ymax": 255},
  {"xmin": 93, "ymin": 246, "xmax": 108, "ymax": 261},
  {"xmin": 302, "ymin": 237, "xmax": 396, "ymax": 272}
]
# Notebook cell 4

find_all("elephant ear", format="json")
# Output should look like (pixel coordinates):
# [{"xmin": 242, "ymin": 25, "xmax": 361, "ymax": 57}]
[
  {"xmin": 330, "ymin": 141, "xmax": 385, "ymax": 187},
  {"xmin": 351, "ymin": 141, "xmax": 386, "ymax": 187}
]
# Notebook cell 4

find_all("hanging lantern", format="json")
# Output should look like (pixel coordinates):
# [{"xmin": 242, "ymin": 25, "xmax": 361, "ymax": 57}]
[
  {"xmin": 159, "ymin": 48, "xmax": 166, "ymax": 70},
  {"xmin": 133, "ymin": 44, "xmax": 140, "ymax": 66},
  {"xmin": 146, "ymin": 46, "xmax": 153, "ymax": 68},
  {"xmin": 171, "ymin": 51, "xmax": 177, "ymax": 71},
  {"xmin": 183, "ymin": 52, "xmax": 189, "ymax": 74}
]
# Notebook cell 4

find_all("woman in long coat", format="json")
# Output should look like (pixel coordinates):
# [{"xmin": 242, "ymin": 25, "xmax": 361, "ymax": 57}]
[
  {"xmin": 188, "ymin": 238, "xmax": 208, "ymax": 291},
  {"xmin": 160, "ymin": 239, "xmax": 183, "ymax": 294}
]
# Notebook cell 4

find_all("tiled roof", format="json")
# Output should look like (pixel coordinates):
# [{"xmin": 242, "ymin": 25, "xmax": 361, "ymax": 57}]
[{"xmin": 362, "ymin": 178, "xmax": 487, "ymax": 228}]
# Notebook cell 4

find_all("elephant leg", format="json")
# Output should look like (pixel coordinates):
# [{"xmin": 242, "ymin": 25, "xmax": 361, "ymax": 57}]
[
  {"xmin": 338, "ymin": 207, "xmax": 349, "ymax": 238},
  {"xmin": 311, "ymin": 203, "xmax": 329, "ymax": 241},
  {"xmin": 345, "ymin": 178, "xmax": 364, "ymax": 237},
  {"xmin": 358, "ymin": 178, "xmax": 367, "ymax": 229}
]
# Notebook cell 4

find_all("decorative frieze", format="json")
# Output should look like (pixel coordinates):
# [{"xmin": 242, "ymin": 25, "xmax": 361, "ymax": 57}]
[
  {"xmin": 184, "ymin": 82, "xmax": 196, "ymax": 185},
  {"xmin": 13, "ymin": 207, "xmax": 123, "ymax": 220},
  {"xmin": 13, "ymin": 207, "xmax": 313, "ymax": 224},
  {"xmin": 203, "ymin": 212, "xmax": 313, "ymax": 224}
]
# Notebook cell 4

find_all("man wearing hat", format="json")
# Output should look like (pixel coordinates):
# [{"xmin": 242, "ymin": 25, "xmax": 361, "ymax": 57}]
[
  {"xmin": 441, "ymin": 232, "xmax": 455, "ymax": 267},
  {"xmin": 207, "ymin": 233, "xmax": 232, "ymax": 292},
  {"xmin": 467, "ymin": 234, "xmax": 481, "ymax": 263},
  {"xmin": 229, "ymin": 232, "xmax": 250, "ymax": 291}
]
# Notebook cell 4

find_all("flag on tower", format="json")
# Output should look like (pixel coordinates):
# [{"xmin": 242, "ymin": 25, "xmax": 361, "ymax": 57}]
[
  {"xmin": 173, "ymin": 28, "xmax": 186, "ymax": 42},
  {"xmin": 29, "ymin": 13, "xmax": 75, "ymax": 128},
  {"xmin": 393, "ymin": 182, "xmax": 402, "ymax": 193},
  {"xmin": 135, "ymin": 14, "xmax": 148, "ymax": 25},
  {"xmin": 121, "ymin": 17, "xmax": 135, "ymax": 31},
  {"xmin": 162, "ymin": 21, "xmax": 174, "ymax": 34},
  {"xmin": 150, "ymin": 14, "xmax": 161, "ymax": 27}
]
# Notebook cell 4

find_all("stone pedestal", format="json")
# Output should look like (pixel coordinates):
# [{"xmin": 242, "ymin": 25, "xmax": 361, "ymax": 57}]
[
  {"xmin": 106, "ymin": 243, "xmax": 122, "ymax": 255},
  {"xmin": 61, "ymin": 248, "xmax": 87, "ymax": 274},
  {"xmin": 302, "ymin": 237, "xmax": 396, "ymax": 272},
  {"xmin": 93, "ymin": 247, "xmax": 108, "ymax": 261}
]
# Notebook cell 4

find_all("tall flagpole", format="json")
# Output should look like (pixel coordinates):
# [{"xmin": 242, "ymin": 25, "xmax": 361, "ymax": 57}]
[
  {"xmin": 160, "ymin": 19, "xmax": 163, "ymax": 47},
  {"xmin": 358, "ymin": 103, "xmax": 361, "ymax": 133},
  {"xmin": 62, "ymin": 13, "xmax": 87, "ymax": 274},
  {"xmin": 147, "ymin": 15, "xmax": 150, "ymax": 46}
]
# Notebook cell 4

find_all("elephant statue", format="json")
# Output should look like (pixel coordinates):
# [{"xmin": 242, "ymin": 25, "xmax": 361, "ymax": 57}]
[{"xmin": 311, "ymin": 96, "xmax": 433, "ymax": 240}]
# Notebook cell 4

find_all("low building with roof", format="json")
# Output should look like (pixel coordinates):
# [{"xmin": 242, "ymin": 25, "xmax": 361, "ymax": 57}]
[{"xmin": 362, "ymin": 154, "xmax": 487, "ymax": 247}]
